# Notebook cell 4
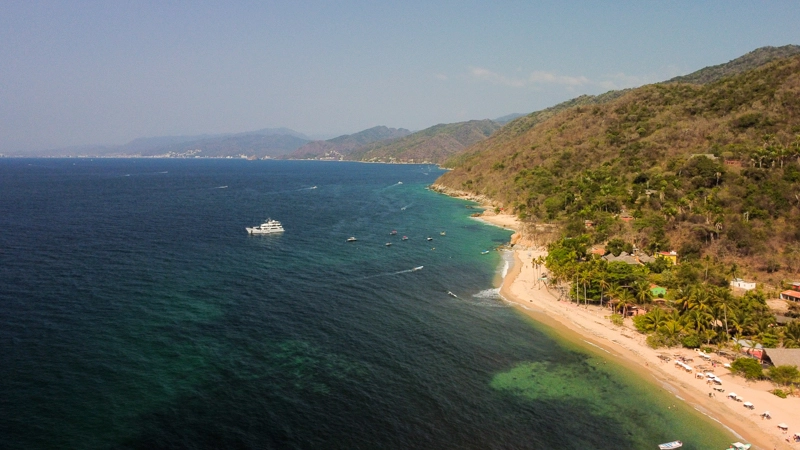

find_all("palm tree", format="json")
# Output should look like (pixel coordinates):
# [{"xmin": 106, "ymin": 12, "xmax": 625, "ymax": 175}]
[
  {"xmin": 614, "ymin": 288, "xmax": 635, "ymax": 319},
  {"xmin": 633, "ymin": 280, "xmax": 653, "ymax": 306},
  {"xmin": 640, "ymin": 308, "xmax": 668, "ymax": 333},
  {"xmin": 782, "ymin": 321, "xmax": 800, "ymax": 348},
  {"xmin": 710, "ymin": 287, "xmax": 733, "ymax": 340},
  {"xmin": 659, "ymin": 320, "xmax": 684, "ymax": 345},
  {"xmin": 597, "ymin": 275, "xmax": 612, "ymax": 308}
]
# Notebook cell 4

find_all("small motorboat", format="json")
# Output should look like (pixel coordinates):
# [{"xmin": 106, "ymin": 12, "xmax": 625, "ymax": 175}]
[
  {"xmin": 440, "ymin": 231, "xmax": 446, "ymax": 236},
  {"xmin": 412, "ymin": 266, "xmax": 423, "ymax": 271},
  {"xmin": 402, "ymin": 236, "xmax": 408, "ymax": 240},
  {"xmin": 346, "ymin": 237, "xmax": 357, "ymax": 242},
  {"xmin": 390, "ymin": 230, "xmax": 397, "ymax": 235},
  {"xmin": 481, "ymin": 250, "xmax": 490, "ymax": 254},
  {"xmin": 385, "ymin": 242, "xmax": 392, "ymax": 247},
  {"xmin": 427, "ymin": 237, "xmax": 433, "ymax": 241},
  {"xmin": 728, "ymin": 443, "xmax": 751, "ymax": 450},
  {"xmin": 658, "ymin": 441, "xmax": 682, "ymax": 449},
  {"xmin": 447, "ymin": 291, "xmax": 457, "ymax": 298}
]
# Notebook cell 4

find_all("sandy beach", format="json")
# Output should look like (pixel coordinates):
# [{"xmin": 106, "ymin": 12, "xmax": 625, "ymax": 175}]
[{"xmin": 477, "ymin": 211, "xmax": 800, "ymax": 450}]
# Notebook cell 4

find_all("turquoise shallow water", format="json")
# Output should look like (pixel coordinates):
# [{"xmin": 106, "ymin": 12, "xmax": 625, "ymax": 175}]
[{"xmin": 0, "ymin": 159, "xmax": 735, "ymax": 449}]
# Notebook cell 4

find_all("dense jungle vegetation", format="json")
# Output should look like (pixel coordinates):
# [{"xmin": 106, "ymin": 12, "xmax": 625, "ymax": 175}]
[{"xmin": 437, "ymin": 54, "xmax": 800, "ymax": 283}]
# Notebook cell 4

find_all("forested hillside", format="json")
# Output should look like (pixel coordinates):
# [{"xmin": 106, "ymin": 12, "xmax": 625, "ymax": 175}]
[
  {"xmin": 283, "ymin": 126, "xmax": 411, "ymax": 160},
  {"xmin": 349, "ymin": 120, "xmax": 500, "ymax": 164},
  {"xmin": 436, "ymin": 55, "xmax": 800, "ymax": 280}
]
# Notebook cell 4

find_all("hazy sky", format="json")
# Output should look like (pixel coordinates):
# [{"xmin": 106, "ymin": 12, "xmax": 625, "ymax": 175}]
[{"xmin": 2, "ymin": 1, "xmax": 799, "ymax": 153}]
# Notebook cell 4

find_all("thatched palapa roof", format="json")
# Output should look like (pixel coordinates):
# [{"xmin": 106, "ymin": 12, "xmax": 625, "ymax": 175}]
[{"xmin": 763, "ymin": 348, "xmax": 800, "ymax": 368}]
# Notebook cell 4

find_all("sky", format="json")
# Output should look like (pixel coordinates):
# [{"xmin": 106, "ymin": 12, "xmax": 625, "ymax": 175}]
[{"xmin": 2, "ymin": 1, "xmax": 799, "ymax": 153}]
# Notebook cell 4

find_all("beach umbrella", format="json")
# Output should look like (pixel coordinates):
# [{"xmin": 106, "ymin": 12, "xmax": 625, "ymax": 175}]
[
  {"xmin": 778, "ymin": 423, "xmax": 788, "ymax": 429},
  {"xmin": 727, "ymin": 392, "xmax": 737, "ymax": 398},
  {"xmin": 743, "ymin": 402, "xmax": 753, "ymax": 408}
]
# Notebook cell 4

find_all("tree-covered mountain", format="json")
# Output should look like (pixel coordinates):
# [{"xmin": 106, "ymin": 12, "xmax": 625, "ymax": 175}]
[
  {"xmin": 435, "ymin": 53, "xmax": 800, "ymax": 281},
  {"xmin": 665, "ymin": 45, "xmax": 800, "ymax": 85},
  {"xmin": 348, "ymin": 120, "xmax": 501, "ymax": 164},
  {"xmin": 283, "ymin": 126, "xmax": 411, "ymax": 160}
]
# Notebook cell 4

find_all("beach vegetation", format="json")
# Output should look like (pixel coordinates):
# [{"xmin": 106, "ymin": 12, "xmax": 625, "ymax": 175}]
[
  {"xmin": 770, "ymin": 388, "xmax": 789, "ymax": 398},
  {"xmin": 768, "ymin": 365, "xmax": 800, "ymax": 386},
  {"xmin": 730, "ymin": 357, "xmax": 764, "ymax": 380},
  {"xmin": 681, "ymin": 333, "xmax": 702, "ymax": 349}
]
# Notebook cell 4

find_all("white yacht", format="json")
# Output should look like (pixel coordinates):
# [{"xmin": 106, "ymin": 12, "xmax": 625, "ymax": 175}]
[{"xmin": 246, "ymin": 219, "xmax": 285, "ymax": 234}]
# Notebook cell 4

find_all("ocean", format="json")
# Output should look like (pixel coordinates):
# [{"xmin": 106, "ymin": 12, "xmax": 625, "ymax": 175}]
[{"xmin": 0, "ymin": 159, "xmax": 735, "ymax": 449}]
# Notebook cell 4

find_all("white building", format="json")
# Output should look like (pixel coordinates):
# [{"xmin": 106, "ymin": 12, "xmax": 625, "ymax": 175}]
[{"xmin": 730, "ymin": 278, "xmax": 756, "ymax": 290}]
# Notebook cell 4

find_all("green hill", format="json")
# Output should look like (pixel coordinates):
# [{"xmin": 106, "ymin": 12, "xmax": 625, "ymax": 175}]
[
  {"xmin": 435, "ymin": 54, "xmax": 800, "ymax": 281},
  {"xmin": 284, "ymin": 126, "xmax": 411, "ymax": 160},
  {"xmin": 665, "ymin": 45, "xmax": 800, "ymax": 85},
  {"xmin": 349, "ymin": 119, "xmax": 501, "ymax": 164}
]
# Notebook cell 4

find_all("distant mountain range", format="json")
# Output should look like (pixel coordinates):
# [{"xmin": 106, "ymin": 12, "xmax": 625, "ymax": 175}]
[
  {"xmin": 23, "ymin": 45, "xmax": 800, "ymax": 167},
  {"xmin": 36, "ymin": 128, "xmax": 313, "ymax": 158},
  {"xmin": 283, "ymin": 126, "xmax": 411, "ymax": 160}
]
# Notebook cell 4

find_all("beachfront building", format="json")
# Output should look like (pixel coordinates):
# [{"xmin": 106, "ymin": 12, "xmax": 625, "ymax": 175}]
[
  {"xmin": 730, "ymin": 278, "xmax": 756, "ymax": 290},
  {"xmin": 735, "ymin": 339, "xmax": 764, "ymax": 360},
  {"xmin": 763, "ymin": 348, "xmax": 800, "ymax": 370},
  {"xmin": 780, "ymin": 290, "xmax": 800, "ymax": 302}
]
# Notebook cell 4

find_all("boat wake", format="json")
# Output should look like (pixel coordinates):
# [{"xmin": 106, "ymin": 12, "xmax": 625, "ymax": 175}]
[{"xmin": 359, "ymin": 266, "xmax": 424, "ymax": 280}]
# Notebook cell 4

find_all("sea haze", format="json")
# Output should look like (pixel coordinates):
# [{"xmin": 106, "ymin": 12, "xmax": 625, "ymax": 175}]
[{"xmin": 0, "ymin": 159, "xmax": 734, "ymax": 449}]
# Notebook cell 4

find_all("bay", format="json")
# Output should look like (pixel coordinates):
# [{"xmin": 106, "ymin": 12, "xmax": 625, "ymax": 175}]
[{"xmin": 0, "ymin": 159, "xmax": 733, "ymax": 449}]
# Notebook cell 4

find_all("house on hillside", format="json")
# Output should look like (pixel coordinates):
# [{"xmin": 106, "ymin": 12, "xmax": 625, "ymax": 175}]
[
  {"xmin": 690, "ymin": 153, "xmax": 718, "ymax": 160},
  {"xmin": 791, "ymin": 281, "xmax": 800, "ymax": 290},
  {"xmin": 658, "ymin": 251, "xmax": 678, "ymax": 265},
  {"xmin": 602, "ymin": 252, "xmax": 640, "ymax": 265},
  {"xmin": 780, "ymin": 290, "xmax": 800, "ymax": 302},
  {"xmin": 730, "ymin": 278, "xmax": 756, "ymax": 291},
  {"xmin": 590, "ymin": 246, "xmax": 606, "ymax": 256},
  {"xmin": 619, "ymin": 211, "xmax": 634, "ymax": 223},
  {"xmin": 584, "ymin": 220, "xmax": 595, "ymax": 229},
  {"xmin": 650, "ymin": 285, "xmax": 667, "ymax": 298}
]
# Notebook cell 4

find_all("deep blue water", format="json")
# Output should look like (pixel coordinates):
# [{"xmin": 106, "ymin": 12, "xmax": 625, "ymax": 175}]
[{"xmin": 0, "ymin": 159, "xmax": 733, "ymax": 449}]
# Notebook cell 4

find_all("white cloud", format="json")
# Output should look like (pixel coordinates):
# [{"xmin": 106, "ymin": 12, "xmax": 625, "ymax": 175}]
[
  {"xmin": 528, "ymin": 71, "xmax": 590, "ymax": 87},
  {"xmin": 469, "ymin": 67, "xmax": 526, "ymax": 87},
  {"xmin": 469, "ymin": 66, "xmax": 657, "ymax": 91}
]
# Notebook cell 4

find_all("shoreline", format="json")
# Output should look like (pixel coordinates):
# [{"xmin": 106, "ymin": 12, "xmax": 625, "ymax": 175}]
[{"xmin": 477, "ymin": 212, "xmax": 799, "ymax": 450}]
